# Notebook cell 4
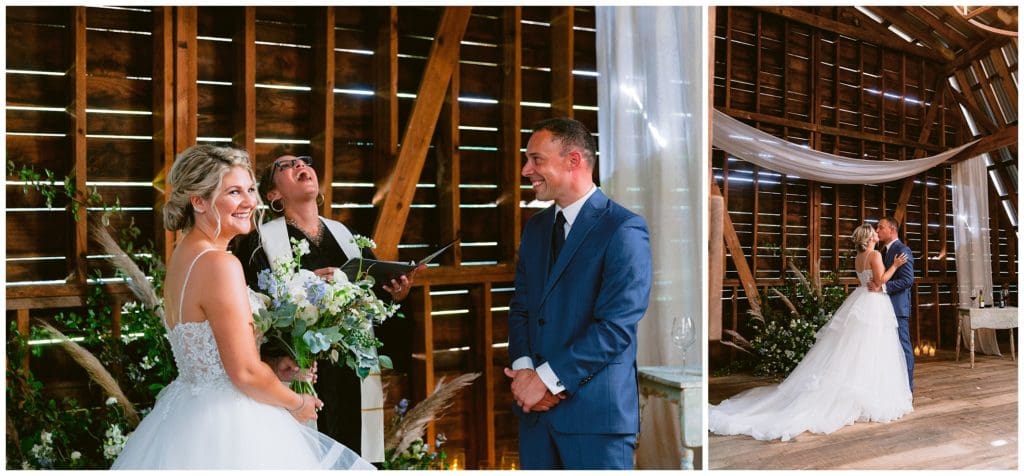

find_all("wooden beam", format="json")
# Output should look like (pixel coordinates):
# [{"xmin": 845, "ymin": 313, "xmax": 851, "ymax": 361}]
[
  {"xmin": 893, "ymin": 177, "xmax": 916, "ymax": 240},
  {"xmin": 499, "ymin": 6, "xmax": 522, "ymax": 267},
  {"xmin": 372, "ymin": 7, "xmax": 472, "ymax": 260},
  {"xmin": 719, "ymin": 106, "xmax": 945, "ymax": 153},
  {"xmin": 907, "ymin": 6, "xmax": 971, "ymax": 51},
  {"xmin": 944, "ymin": 35, "xmax": 1011, "ymax": 75},
  {"xmin": 7, "ymin": 283, "xmax": 134, "ymax": 310},
  {"xmin": 866, "ymin": 6, "xmax": 957, "ymax": 61},
  {"xmin": 174, "ymin": 7, "xmax": 198, "ymax": 153},
  {"xmin": 232, "ymin": 7, "xmax": 256, "ymax": 157},
  {"xmin": 711, "ymin": 183, "xmax": 760, "ymax": 312},
  {"xmin": 894, "ymin": 73, "xmax": 949, "ymax": 228},
  {"xmin": 153, "ymin": 7, "xmax": 175, "ymax": 266},
  {"xmin": 754, "ymin": 6, "xmax": 947, "ymax": 63},
  {"xmin": 311, "ymin": 6, "xmax": 336, "ymax": 217},
  {"xmin": 949, "ymin": 74, "xmax": 998, "ymax": 134},
  {"xmin": 989, "ymin": 47, "xmax": 1018, "ymax": 110},
  {"xmin": 436, "ymin": 52, "xmax": 462, "ymax": 267},
  {"xmin": 945, "ymin": 125, "xmax": 1018, "ymax": 165},
  {"xmin": 550, "ymin": 6, "xmax": 574, "ymax": 118},
  {"xmin": 69, "ymin": 6, "xmax": 88, "ymax": 285},
  {"xmin": 970, "ymin": 62, "xmax": 1009, "ymax": 128},
  {"xmin": 373, "ymin": 7, "xmax": 399, "ymax": 215},
  {"xmin": 911, "ymin": 74, "xmax": 949, "ymax": 158}
]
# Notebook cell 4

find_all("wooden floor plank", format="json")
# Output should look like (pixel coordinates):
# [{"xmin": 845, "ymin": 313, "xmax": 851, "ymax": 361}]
[{"xmin": 709, "ymin": 350, "xmax": 1018, "ymax": 470}]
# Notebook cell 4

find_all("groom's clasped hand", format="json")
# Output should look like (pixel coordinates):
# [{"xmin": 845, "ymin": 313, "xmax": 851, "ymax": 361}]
[{"xmin": 503, "ymin": 368, "xmax": 566, "ymax": 413}]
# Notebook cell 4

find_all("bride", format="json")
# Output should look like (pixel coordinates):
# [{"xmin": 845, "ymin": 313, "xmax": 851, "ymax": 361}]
[
  {"xmin": 709, "ymin": 223, "xmax": 913, "ymax": 442},
  {"xmin": 112, "ymin": 145, "xmax": 374, "ymax": 469}
]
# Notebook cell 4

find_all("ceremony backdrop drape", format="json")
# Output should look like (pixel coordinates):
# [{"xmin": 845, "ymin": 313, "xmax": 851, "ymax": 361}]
[
  {"xmin": 953, "ymin": 156, "xmax": 1001, "ymax": 355},
  {"xmin": 713, "ymin": 109, "xmax": 979, "ymax": 184},
  {"xmin": 596, "ymin": 5, "xmax": 702, "ymax": 468}
]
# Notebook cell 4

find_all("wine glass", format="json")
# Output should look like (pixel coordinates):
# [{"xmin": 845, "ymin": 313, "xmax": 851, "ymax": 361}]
[
  {"xmin": 969, "ymin": 289, "xmax": 977, "ymax": 307},
  {"xmin": 671, "ymin": 315, "xmax": 696, "ymax": 372}
]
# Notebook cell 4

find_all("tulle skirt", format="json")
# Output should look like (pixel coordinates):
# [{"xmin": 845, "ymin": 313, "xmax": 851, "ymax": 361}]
[
  {"xmin": 709, "ymin": 287, "xmax": 913, "ymax": 442},
  {"xmin": 111, "ymin": 378, "xmax": 375, "ymax": 470}
]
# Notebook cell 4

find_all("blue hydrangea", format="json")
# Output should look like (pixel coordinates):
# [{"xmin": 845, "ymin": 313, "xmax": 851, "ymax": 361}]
[{"xmin": 303, "ymin": 330, "xmax": 332, "ymax": 354}]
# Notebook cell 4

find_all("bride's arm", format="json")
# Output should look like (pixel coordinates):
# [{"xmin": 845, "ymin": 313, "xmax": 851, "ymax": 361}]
[
  {"xmin": 870, "ymin": 250, "xmax": 907, "ymax": 287},
  {"xmin": 201, "ymin": 251, "xmax": 320, "ymax": 422}
]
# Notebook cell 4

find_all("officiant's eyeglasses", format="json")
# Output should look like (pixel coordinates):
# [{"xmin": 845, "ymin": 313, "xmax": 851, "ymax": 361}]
[{"xmin": 272, "ymin": 156, "xmax": 313, "ymax": 173}]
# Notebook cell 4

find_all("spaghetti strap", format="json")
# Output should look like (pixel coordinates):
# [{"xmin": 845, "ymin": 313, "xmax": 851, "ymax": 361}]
[{"xmin": 167, "ymin": 249, "xmax": 216, "ymax": 329}]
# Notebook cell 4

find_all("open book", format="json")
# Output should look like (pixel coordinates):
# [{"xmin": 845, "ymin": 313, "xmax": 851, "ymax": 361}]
[{"xmin": 339, "ymin": 239, "xmax": 457, "ymax": 284}]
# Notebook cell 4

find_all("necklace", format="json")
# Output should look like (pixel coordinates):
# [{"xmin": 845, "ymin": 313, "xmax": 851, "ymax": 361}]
[{"xmin": 286, "ymin": 217, "xmax": 326, "ymax": 247}]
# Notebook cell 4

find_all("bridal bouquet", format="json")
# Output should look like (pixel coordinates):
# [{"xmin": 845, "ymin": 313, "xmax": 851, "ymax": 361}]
[{"xmin": 250, "ymin": 236, "xmax": 400, "ymax": 396}]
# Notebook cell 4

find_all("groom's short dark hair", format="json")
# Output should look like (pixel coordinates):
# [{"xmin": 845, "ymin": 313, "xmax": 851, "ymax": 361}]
[
  {"xmin": 531, "ymin": 117, "xmax": 597, "ymax": 169},
  {"xmin": 878, "ymin": 215, "xmax": 900, "ymax": 231}
]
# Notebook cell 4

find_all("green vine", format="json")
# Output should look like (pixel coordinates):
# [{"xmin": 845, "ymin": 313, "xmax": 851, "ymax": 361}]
[{"xmin": 6, "ymin": 163, "xmax": 172, "ymax": 469}]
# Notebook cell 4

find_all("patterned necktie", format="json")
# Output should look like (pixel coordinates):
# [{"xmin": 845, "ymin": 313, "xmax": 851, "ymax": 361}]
[{"xmin": 550, "ymin": 211, "xmax": 566, "ymax": 271}]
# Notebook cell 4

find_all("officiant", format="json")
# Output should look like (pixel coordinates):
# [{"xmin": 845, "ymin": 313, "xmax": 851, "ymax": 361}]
[{"xmin": 229, "ymin": 145, "xmax": 420, "ymax": 465}]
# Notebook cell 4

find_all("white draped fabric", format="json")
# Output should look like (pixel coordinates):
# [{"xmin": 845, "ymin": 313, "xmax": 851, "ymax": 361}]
[
  {"xmin": 596, "ymin": 5, "xmax": 702, "ymax": 468},
  {"xmin": 713, "ymin": 109, "xmax": 979, "ymax": 184},
  {"xmin": 953, "ymin": 156, "xmax": 1001, "ymax": 355}
]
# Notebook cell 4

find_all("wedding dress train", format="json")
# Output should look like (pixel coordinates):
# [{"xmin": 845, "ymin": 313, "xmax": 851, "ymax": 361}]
[
  {"xmin": 112, "ymin": 250, "xmax": 374, "ymax": 469},
  {"xmin": 709, "ymin": 270, "xmax": 913, "ymax": 441}
]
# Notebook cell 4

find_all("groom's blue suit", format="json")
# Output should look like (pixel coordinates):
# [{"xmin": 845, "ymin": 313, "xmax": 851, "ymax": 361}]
[
  {"xmin": 883, "ymin": 239, "xmax": 915, "ymax": 391},
  {"xmin": 508, "ymin": 189, "xmax": 652, "ymax": 469}
]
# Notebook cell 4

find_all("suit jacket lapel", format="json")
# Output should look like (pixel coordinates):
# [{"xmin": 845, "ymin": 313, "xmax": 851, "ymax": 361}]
[{"xmin": 541, "ymin": 190, "xmax": 609, "ymax": 307}]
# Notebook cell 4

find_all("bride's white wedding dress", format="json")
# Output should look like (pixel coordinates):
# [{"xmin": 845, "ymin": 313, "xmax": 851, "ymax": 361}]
[
  {"xmin": 709, "ymin": 269, "xmax": 913, "ymax": 442},
  {"xmin": 112, "ymin": 250, "xmax": 374, "ymax": 469}
]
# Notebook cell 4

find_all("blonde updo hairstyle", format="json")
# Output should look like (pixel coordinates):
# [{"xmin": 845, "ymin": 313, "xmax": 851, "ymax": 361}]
[
  {"xmin": 850, "ymin": 223, "xmax": 875, "ymax": 252},
  {"xmin": 163, "ymin": 144, "xmax": 257, "ymax": 234}
]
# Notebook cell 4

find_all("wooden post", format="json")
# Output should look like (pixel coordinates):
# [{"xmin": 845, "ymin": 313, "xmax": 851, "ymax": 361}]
[
  {"xmin": 437, "ymin": 55, "xmax": 462, "ymax": 266},
  {"xmin": 469, "ymin": 283, "xmax": 496, "ymax": 469},
  {"xmin": 372, "ymin": 7, "xmax": 472, "ymax": 260},
  {"xmin": 174, "ymin": 7, "xmax": 198, "ymax": 153},
  {"xmin": 232, "ymin": 7, "xmax": 256, "ymax": 158},
  {"xmin": 69, "ymin": 6, "xmax": 88, "ymax": 286},
  {"xmin": 499, "ymin": 7, "xmax": 523, "ymax": 267},
  {"xmin": 153, "ymin": 7, "xmax": 176, "ymax": 266},
  {"xmin": 311, "ymin": 6, "xmax": 336, "ymax": 217},
  {"xmin": 373, "ymin": 7, "xmax": 399, "ymax": 214},
  {"xmin": 550, "ymin": 7, "xmax": 574, "ymax": 118}
]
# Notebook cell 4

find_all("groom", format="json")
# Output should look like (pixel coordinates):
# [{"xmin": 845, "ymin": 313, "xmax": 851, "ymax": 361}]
[
  {"xmin": 871, "ymin": 216, "xmax": 915, "ymax": 391},
  {"xmin": 504, "ymin": 118, "xmax": 652, "ymax": 469}
]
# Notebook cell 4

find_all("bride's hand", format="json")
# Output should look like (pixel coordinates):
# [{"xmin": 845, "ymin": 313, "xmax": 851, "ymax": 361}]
[
  {"xmin": 288, "ymin": 394, "xmax": 323, "ymax": 423},
  {"xmin": 893, "ymin": 253, "xmax": 908, "ymax": 268}
]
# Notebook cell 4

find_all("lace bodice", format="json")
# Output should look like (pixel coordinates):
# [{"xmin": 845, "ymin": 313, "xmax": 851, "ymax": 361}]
[
  {"xmin": 857, "ymin": 269, "xmax": 875, "ymax": 287},
  {"xmin": 162, "ymin": 249, "xmax": 233, "ymax": 395},
  {"xmin": 166, "ymin": 321, "xmax": 232, "ymax": 390}
]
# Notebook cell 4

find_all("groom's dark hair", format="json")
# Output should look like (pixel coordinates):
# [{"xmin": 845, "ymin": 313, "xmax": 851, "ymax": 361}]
[
  {"xmin": 878, "ymin": 215, "xmax": 900, "ymax": 232},
  {"xmin": 532, "ymin": 117, "xmax": 597, "ymax": 169}
]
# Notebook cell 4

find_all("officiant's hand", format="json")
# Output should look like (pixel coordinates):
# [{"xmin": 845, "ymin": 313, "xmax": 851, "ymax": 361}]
[
  {"xmin": 270, "ymin": 356, "xmax": 317, "ymax": 384},
  {"xmin": 313, "ymin": 267, "xmax": 338, "ymax": 282},
  {"xmin": 383, "ymin": 264, "xmax": 426, "ymax": 302},
  {"xmin": 503, "ymin": 368, "xmax": 551, "ymax": 413}
]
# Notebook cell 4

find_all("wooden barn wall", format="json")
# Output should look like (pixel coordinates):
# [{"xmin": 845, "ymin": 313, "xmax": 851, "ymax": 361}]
[
  {"xmin": 6, "ymin": 5, "xmax": 598, "ymax": 469},
  {"xmin": 711, "ymin": 6, "xmax": 1018, "ymax": 363}
]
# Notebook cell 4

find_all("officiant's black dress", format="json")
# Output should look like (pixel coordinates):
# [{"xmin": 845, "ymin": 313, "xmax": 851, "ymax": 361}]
[{"xmin": 230, "ymin": 224, "xmax": 412, "ymax": 458}]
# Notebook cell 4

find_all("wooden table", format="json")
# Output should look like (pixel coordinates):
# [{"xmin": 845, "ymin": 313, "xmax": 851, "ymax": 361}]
[
  {"xmin": 638, "ymin": 366, "xmax": 702, "ymax": 470},
  {"xmin": 956, "ymin": 306, "xmax": 1018, "ymax": 368}
]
